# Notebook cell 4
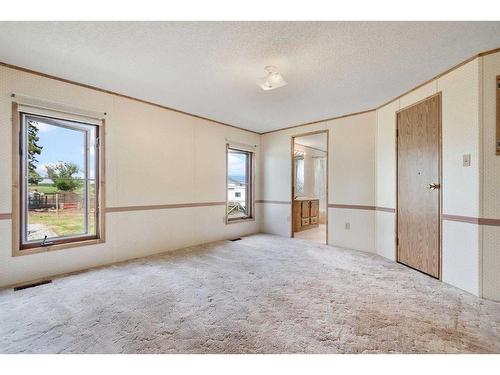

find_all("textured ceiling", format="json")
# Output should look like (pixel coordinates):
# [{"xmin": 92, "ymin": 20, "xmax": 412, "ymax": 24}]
[{"xmin": 1, "ymin": 22, "xmax": 500, "ymax": 133}]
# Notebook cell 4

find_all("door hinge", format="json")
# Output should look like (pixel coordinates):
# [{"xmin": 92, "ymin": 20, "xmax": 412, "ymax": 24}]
[
  {"xmin": 396, "ymin": 129, "xmax": 399, "ymax": 138},
  {"xmin": 95, "ymin": 137, "xmax": 100, "ymax": 148},
  {"xmin": 396, "ymin": 237, "xmax": 399, "ymax": 246}
]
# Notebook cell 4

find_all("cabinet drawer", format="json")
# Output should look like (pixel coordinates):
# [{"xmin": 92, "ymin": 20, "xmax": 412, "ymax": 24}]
[
  {"xmin": 301, "ymin": 218, "xmax": 310, "ymax": 226},
  {"xmin": 310, "ymin": 216, "xmax": 318, "ymax": 225}
]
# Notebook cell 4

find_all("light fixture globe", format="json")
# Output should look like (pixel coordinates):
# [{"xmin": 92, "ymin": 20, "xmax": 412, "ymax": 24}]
[{"xmin": 257, "ymin": 65, "xmax": 288, "ymax": 91}]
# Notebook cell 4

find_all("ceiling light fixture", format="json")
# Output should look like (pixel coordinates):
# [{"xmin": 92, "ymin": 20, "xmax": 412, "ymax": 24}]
[{"xmin": 257, "ymin": 66, "xmax": 288, "ymax": 91}]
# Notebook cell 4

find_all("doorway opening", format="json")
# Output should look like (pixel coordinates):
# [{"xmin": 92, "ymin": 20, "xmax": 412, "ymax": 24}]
[{"xmin": 291, "ymin": 131, "xmax": 328, "ymax": 244}]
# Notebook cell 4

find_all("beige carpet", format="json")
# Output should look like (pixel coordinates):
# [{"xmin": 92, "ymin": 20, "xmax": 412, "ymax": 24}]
[
  {"xmin": 1, "ymin": 234, "xmax": 499, "ymax": 354},
  {"xmin": 294, "ymin": 224, "xmax": 326, "ymax": 243}
]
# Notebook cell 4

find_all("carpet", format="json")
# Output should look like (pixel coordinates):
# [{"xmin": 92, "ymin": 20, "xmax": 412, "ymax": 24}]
[{"xmin": 1, "ymin": 234, "xmax": 499, "ymax": 353}]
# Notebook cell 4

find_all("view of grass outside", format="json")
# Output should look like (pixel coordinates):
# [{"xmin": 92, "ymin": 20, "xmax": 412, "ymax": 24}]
[
  {"xmin": 24, "ymin": 115, "xmax": 97, "ymax": 242},
  {"xmin": 28, "ymin": 182, "xmax": 96, "ymax": 239},
  {"xmin": 29, "ymin": 210, "xmax": 86, "ymax": 237},
  {"xmin": 31, "ymin": 183, "xmax": 59, "ymax": 194}
]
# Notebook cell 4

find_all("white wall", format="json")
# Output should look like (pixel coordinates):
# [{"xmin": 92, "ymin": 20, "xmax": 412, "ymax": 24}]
[
  {"xmin": 481, "ymin": 52, "xmax": 500, "ymax": 301},
  {"xmin": 375, "ymin": 59, "xmax": 483, "ymax": 296},
  {"xmin": 0, "ymin": 65, "xmax": 261, "ymax": 288},
  {"xmin": 329, "ymin": 112, "xmax": 376, "ymax": 253},
  {"xmin": 260, "ymin": 111, "xmax": 376, "ymax": 253},
  {"xmin": 375, "ymin": 100, "xmax": 398, "ymax": 261}
]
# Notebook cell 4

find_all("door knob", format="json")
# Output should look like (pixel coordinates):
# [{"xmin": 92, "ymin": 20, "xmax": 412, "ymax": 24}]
[{"xmin": 427, "ymin": 183, "xmax": 440, "ymax": 190}]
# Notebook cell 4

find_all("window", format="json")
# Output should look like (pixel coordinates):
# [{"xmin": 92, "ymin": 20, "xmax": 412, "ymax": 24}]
[
  {"xmin": 226, "ymin": 147, "xmax": 253, "ymax": 222},
  {"xmin": 15, "ymin": 110, "xmax": 103, "ymax": 252}
]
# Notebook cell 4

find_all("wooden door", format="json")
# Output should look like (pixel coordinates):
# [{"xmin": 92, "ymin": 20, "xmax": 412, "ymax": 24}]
[{"xmin": 397, "ymin": 94, "xmax": 441, "ymax": 278}]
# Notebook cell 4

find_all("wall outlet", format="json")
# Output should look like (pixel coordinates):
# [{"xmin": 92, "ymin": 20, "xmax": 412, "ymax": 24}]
[
  {"xmin": 345, "ymin": 222, "xmax": 350, "ymax": 230},
  {"xmin": 463, "ymin": 154, "xmax": 471, "ymax": 167}
]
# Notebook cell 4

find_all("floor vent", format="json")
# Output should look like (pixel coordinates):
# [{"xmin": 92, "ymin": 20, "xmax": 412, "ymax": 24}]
[
  {"xmin": 14, "ymin": 280, "xmax": 52, "ymax": 291},
  {"xmin": 230, "ymin": 238, "xmax": 242, "ymax": 242}
]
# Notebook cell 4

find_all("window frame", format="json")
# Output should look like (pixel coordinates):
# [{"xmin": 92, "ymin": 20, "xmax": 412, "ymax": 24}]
[
  {"xmin": 225, "ymin": 145, "xmax": 254, "ymax": 224},
  {"xmin": 12, "ymin": 103, "xmax": 106, "ymax": 256}
]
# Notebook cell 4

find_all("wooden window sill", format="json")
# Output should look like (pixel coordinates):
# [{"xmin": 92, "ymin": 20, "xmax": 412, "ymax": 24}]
[
  {"xmin": 13, "ymin": 238, "xmax": 105, "ymax": 257},
  {"xmin": 226, "ymin": 217, "xmax": 255, "ymax": 225}
]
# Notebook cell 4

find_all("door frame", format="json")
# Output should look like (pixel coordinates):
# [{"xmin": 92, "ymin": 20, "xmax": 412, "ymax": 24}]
[
  {"xmin": 395, "ymin": 92, "xmax": 443, "ymax": 279},
  {"xmin": 290, "ymin": 129, "xmax": 329, "ymax": 244}
]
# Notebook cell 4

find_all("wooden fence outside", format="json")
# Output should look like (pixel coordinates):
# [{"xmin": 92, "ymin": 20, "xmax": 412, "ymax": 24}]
[{"xmin": 28, "ymin": 192, "xmax": 94, "ymax": 210}]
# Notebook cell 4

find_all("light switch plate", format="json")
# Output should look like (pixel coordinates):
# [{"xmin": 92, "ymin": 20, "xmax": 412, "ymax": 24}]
[
  {"xmin": 463, "ymin": 154, "xmax": 471, "ymax": 167},
  {"xmin": 345, "ymin": 222, "xmax": 350, "ymax": 230}
]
